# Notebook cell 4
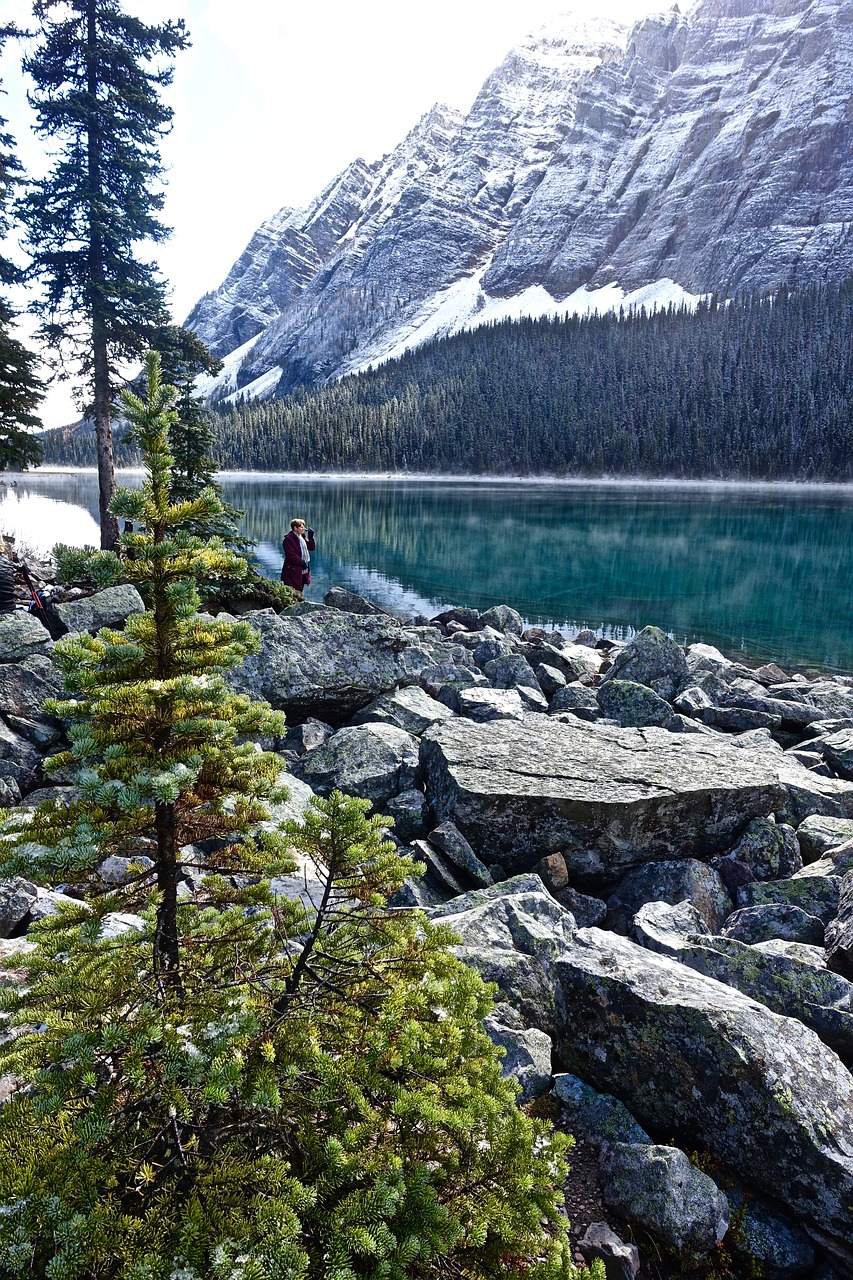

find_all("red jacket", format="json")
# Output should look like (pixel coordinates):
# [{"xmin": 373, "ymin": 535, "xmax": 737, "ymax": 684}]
[{"xmin": 281, "ymin": 528, "xmax": 316, "ymax": 591}]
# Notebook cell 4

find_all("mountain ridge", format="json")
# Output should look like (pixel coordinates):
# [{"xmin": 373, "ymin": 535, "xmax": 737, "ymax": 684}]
[{"xmin": 188, "ymin": 0, "xmax": 853, "ymax": 404}]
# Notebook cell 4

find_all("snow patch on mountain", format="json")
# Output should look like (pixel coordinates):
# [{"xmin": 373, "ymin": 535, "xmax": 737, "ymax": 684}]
[{"xmin": 344, "ymin": 274, "xmax": 704, "ymax": 377}]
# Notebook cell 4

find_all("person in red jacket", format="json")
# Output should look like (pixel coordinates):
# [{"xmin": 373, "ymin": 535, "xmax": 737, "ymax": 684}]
[{"xmin": 281, "ymin": 518, "xmax": 316, "ymax": 594}]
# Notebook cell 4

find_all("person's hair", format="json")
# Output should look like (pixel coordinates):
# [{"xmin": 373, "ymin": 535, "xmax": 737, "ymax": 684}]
[{"xmin": 290, "ymin": 518, "xmax": 306, "ymax": 531}]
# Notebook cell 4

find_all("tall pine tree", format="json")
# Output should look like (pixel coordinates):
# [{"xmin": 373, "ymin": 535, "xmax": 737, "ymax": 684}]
[
  {"xmin": 20, "ymin": 1, "xmax": 188, "ymax": 546},
  {"xmin": 0, "ymin": 24, "xmax": 42, "ymax": 471}
]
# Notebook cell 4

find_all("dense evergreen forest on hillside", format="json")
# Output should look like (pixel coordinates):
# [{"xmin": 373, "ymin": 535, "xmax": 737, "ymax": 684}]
[{"xmin": 40, "ymin": 280, "xmax": 853, "ymax": 479}]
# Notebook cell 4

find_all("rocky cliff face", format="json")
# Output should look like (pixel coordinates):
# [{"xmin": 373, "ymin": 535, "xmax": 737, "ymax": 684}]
[{"xmin": 188, "ymin": 0, "xmax": 853, "ymax": 403}]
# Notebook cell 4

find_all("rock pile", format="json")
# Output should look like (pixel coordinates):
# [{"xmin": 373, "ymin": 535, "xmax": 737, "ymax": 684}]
[{"xmin": 4, "ymin": 587, "xmax": 853, "ymax": 1274}]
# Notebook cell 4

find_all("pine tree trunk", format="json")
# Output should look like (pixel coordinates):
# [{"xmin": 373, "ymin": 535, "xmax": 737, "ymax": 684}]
[
  {"xmin": 87, "ymin": 0, "xmax": 118, "ymax": 552},
  {"xmin": 154, "ymin": 800, "xmax": 181, "ymax": 985}
]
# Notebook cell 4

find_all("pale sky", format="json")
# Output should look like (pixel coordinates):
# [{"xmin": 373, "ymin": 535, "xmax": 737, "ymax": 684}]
[{"xmin": 1, "ymin": 0, "xmax": 666, "ymax": 426}]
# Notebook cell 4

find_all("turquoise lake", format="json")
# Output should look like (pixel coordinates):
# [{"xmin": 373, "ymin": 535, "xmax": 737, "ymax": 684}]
[{"xmin": 2, "ymin": 470, "xmax": 852, "ymax": 672}]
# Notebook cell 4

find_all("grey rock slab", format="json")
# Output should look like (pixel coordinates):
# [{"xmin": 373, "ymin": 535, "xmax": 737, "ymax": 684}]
[
  {"xmin": 0, "ymin": 612, "xmax": 52, "ymax": 663},
  {"xmin": 421, "ymin": 715, "xmax": 783, "ymax": 882},
  {"xmin": 423, "ymin": 663, "xmax": 487, "ymax": 709},
  {"xmin": 600, "ymin": 1142, "xmax": 729, "ymax": 1254},
  {"xmin": 608, "ymin": 858, "xmax": 732, "ymax": 934},
  {"xmin": 295, "ymin": 723, "xmax": 419, "ymax": 806},
  {"xmin": 0, "ymin": 654, "xmax": 63, "ymax": 720},
  {"xmin": 263, "ymin": 774, "xmax": 318, "ymax": 828},
  {"xmin": 548, "ymin": 683, "xmax": 599, "ymax": 715},
  {"xmin": 721, "ymin": 904, "xmax": 825, "ymax": 947},
  {"xmin": 97, "ymin": 855, "xmax": 155, "ymax": 887},
  {"xmin": 0, "ymin": 720, "xmax": 41, "ymax": 790},
  {"xmin": 52, "ymin": 585, "xmax": 144, "ymax": 635},
  {"xmin": 725, "ymin": 1190, "xmax": 815, "ymax": 1280},
  {"xmin": 826, "ymin": 872, "xmax": 853, "ymax": 981},
  {"xmin": 738, "ymin": 875, "xmax": 841, "ymax": 924},
  {"xmin": 597, "ymin": 679, "xmax": 673, "ymax": 728},
  {"xmin": 427, "ymin": 820, "xmax": 492, "ymax": 887},
  {"xmin": 409, "ymin": 839, "xmax": 469, "ymax": 896},
  {"xmin": 823, "ymin": 729, "xmax": 853, "ymax": 781},
  {"xmin": 349, "ymin": 684, "xmax": 454, "ymax": 735},
  {"xmin": 553, "ymin": 884, "xmax": 607, "ymax": 928},
  {"xmin": 650, "ymin": 930, "xmax": 853, "ymax": 1060},
  {"xmin": 384, "ymin": 788, "xmax": 427, "ymax": 843},
  {"xmin": 483, "ymin": 1016, "xmax": 552, "ymax": 1101},
  {"xmin": 552, "ymin": 927, "xmax": 853, "ymax": 1252},
  {"xmin": 775, "ymin": 758, "xmax": 853, "ymax": 823},
  {"xmin": 534, "ymin": 663, "xmax": 566, "ymax": 698},
  {"xmin": 323, "ymin": 586, "xmax": 397, "ymax": 620},
  {"xmin": 553, "ymin": 1072, "xmax": 651, "ymax": 1146},
  {"xmin": 797, "ymin": 816, "xmax": 853, "ymax": 863},
  {"xmin": 27, "ymin": 887, "xmax": 87, "ymax": 924},
  {"xmin": 632, "ymin": 900, "xmax": 711, "ymax": 957},
  {"xmin": 578, "ymin": 1223, "xmax": 640, "ymax": 1280},
  {"xmin": 600, "ymin": 626, "xmax": 689, "ymax": 702},
  {"xmin": 698, "ymin": 706, "xmax": 782, "ymax": 733},
  {"xmin": 727, "ymin": 817, "xmax": 802, "ymax": 881},
  {"xmin": 426, "ymin": 877, "xmax": 577, "ymax": 1034},
  {"xmin": 99, "ymin": 912, "xmax": 146, "ymax": 941},
  {"xmin": 483, "ymin": 653, "xmax": 542, "ymax": 692},
  {"xmin": 0, "ymin": 878, "xmax": 37, "ymax": 938},
  {"xmin": 231, "ymin": 608, "xmax": 438, "ymax": 723},
  {"xmin": 686, "ymin": 643, "xmax": 734, "ymax": 678},
  {"xmin": 456, "ymin": 686, "xmax": 526, "ymax": 721}
]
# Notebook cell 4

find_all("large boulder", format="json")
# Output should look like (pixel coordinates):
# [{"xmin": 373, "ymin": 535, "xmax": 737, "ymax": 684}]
[
  {"xmin": 349, "ymin": 685, "xmax": 454, "ymax": 735},
  {"xmin": 425, "ymin": 877, "xmax": 577, "ymax": 1034},
  {"xmin": 797, "ymin": 815, "xmax": 853, "ymax": 862},
  {"xmin": 0, "ymin": 878, "xmax": 37, "ymax": 937},
  {"xmin": 295, "ymin": 723, "xmax": 419, "ymax": 806},
  {"xmin": 323, "ymin": 586, "xmax": 396, "ymax": 619},
  {"xmin": 596, "ymin": 680, "xmax": 673, "ymax": 728},
  {"xmin": 725, "ymin": 817, "xmax": 802, "ymax": 880},
  {"xmin": 231, "ymin": 608, "xmax": 440, "ymax": 722},
  {"xmin": 51, "ymin": 585, "xmax": 144, "ymax": 635},
  {"xmin": 551, "ymin": 928, "xmax": 853, "ymax": 1254},
  {"xmin": 737, "ymin": 873, "xmax": 841, "ymax": 923},
  {"xmin": 0, "ymin": 653, "xmax": 63, "ymax": 721},
  {"xmin": 0, "ymin": 612, "xmax": 52, "ymax": 663},
  {"xmin": 456, "ymin": 687, "xmax": 526, "ymax": 721},
  {"xmin": 826, "ymin": 872, "xmax": 853, "ymax": 980},
  {"xmin": 634, "ymin": 923, "xmax": 853, "ymax": 1059},
  {"xmin": 606, "ymin": 859, "xmax": 732, "ymax": 934},
  {"xmin": 483, "ymin": 1016, "xmax": 552, "ymax": 1102},
  {"xmin": 823, "ymin": 729, "xmax": 853, "ymax": 780},
  {"xmin": 721, "ymin": 904, "xmax": 825, "ymax": 947},
  {"xmin": 776, "ymin": 757, "xmax": 853, "ymax": 822},
  {"xmin": 0, "ymin": 720, "xmax": 41, "ymax": 792},
  {"xmin": 600, "ymin": 1143, "xmax": 729, "ymax": 1254},
  {"xmin": 420, "ymin": 716, "xmax": 784, "ymax": 883},
  {"xmin": 479, "ymin": 604, "xmax": 523, "ymax": 635},
  {"xmin": 600, "ymin": 626, "xmax": 689, "ymax": 701}
]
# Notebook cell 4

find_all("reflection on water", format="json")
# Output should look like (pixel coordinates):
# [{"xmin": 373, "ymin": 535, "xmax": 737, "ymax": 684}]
[{"xmin": 4, "ymin": 471, "xmax": 853, "ymax": 671}]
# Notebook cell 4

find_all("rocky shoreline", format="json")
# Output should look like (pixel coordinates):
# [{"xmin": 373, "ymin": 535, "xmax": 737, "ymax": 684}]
[{"xmin": 2, "ymin": 583, "xmax": 853, "ymax": 1278}]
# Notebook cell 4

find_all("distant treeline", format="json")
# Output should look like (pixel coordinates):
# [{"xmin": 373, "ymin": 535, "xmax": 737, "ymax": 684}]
[{"xmin": 40, "ymin": 280, "xmax": 853, "ymax": 479}]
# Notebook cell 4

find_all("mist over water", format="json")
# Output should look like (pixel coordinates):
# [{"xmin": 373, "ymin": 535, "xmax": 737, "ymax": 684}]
[{"xmin": 4, "ymin": 471, "xmax": 852, "ymax": 672}]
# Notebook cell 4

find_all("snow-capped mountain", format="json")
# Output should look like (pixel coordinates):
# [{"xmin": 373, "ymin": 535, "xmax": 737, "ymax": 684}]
[{"xmin": 188, "ymin": 0, "xmax": 853, "ymax": 404}]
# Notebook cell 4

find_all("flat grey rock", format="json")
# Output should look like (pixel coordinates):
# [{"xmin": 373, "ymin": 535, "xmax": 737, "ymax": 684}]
[
  {"xmin": 721, "ymin": 904, "xmax": 825, "ymax": 947},
  {"xmin": 483, "ymin": 1017, "xmax": 552, "ymax": 1101},
  {"xmin": 0, "ymin": 612, "xmax": 52, "ymax": 663},
  {"xmin": 231, "ymin": 608, "xmax": 440, "ymax": 722},
  {"xmin": 797, "ymin": 815, "xmax": 853, "ymax": 863},
  {"xmin": 552, "ymin": 928, "xmax": 853, "ymax": 1255},
  {"xmin": 52, "ymin": 585, "xmax": 144, "ymax": 635},
  {"xmin": 0, "ymin": 654, "xmax": 63, "ymax": 720},
  {"xmin": 296, "ymin": 722, "xmax": 419, "ymax": 806},
  {"xmin": 349, "ymin": 684, "xmax": 454, "ymax": 735},
  {"xmin": 421, "ymin": 715, "xmax": 783, "ymax": 882},
  {"xmin": 608, "ymin": 859, "xmax": 731, "ymax": 934},
  {"xmin": 600, "ymin": 1143, "xmax": 729, "ymax": 1254}
]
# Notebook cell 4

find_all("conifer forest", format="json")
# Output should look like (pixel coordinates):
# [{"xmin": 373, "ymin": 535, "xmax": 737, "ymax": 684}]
[{"xmin": 40, "ymin": 281, "xmax": 853, "ymax": 479}]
